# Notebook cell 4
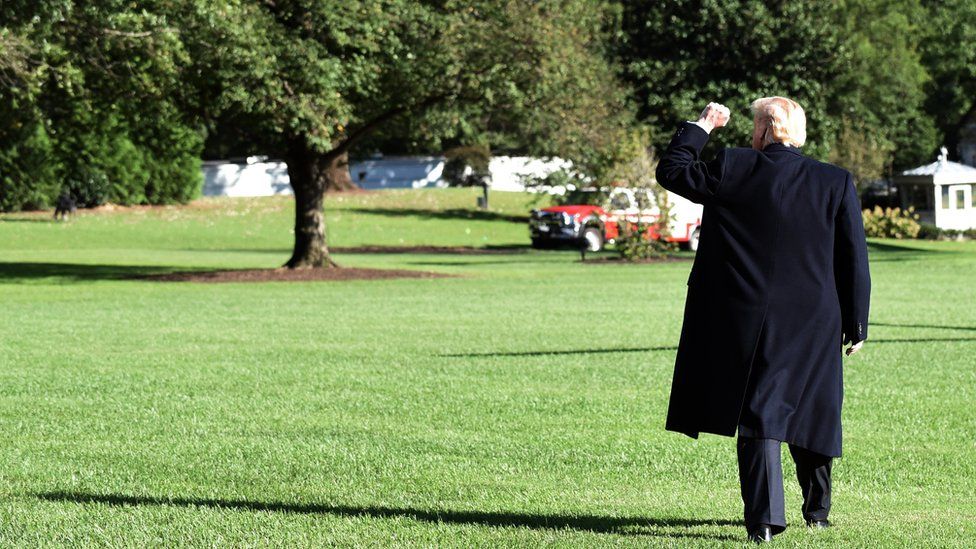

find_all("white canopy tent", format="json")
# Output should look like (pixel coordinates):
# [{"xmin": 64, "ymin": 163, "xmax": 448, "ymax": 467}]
[{"xmin": 893, "ymin": 147, "xmax": 976, "ymax": 230}]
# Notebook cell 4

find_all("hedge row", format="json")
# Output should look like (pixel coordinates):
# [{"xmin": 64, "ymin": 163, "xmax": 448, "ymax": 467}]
[{"xmin": 0, "ymin": 100, "xmax": 202, "ymax": 212}]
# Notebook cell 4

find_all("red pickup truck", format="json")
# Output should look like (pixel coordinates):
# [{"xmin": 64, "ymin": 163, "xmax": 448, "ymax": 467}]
[{"xmin": 529, "ymin": 187, "xmax": 703, "ymax": 252}]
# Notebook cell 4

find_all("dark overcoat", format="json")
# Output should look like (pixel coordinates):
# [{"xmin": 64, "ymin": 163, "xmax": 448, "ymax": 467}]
[{"xmin": 656, "ymin": 122, "xmax": 871, "ymax": 457}]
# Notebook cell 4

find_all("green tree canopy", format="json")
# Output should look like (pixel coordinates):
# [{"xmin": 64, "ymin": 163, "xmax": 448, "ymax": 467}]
[
  {"xmin": 179, "ymin": 0, "xmax": 633, "ymax": 267},
  {"xmin": 0, "ymin": 1, "xmax": 202, "ymax": 211},
  {"xmin": 612, "ymin": 0, "xmax": 941, "ymax": 181},
  {"xmin": 919, "ymin": 0, "xmax": 976, "ymax": 159}
]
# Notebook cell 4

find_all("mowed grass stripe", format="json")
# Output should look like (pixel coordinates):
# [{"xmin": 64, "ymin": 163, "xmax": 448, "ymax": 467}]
[{"xmin": 1, "ymin": 190, "xmax": 974, "ymax": 546}]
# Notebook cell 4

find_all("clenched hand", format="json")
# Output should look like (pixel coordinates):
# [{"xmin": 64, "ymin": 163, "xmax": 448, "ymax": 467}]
[{"xmin": 697, "ymin": 102, "xmax": 731, "ymax": 133}]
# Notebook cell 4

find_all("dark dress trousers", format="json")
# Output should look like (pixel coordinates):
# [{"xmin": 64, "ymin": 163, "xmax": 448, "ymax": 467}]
[
  {"xmin": 737, "ymin": 437, "xmax": 832, "ymax": 532},
  {"xmin": 656, "ymin": 122, "xmax": 871, "ymax": 458}
]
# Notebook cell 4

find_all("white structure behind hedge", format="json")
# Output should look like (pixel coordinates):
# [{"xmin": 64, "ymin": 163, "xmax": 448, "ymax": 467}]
[
  {"xmin": 201, "ymin": 155, "xmax": 569, "ymax": 196},
  {"xmin": 202, "ymin": 158, "xmax": 292, "ymax": 197},
  {"xmin": 893, "ymin": 147, "xmax": 976, "ymax": 230}
]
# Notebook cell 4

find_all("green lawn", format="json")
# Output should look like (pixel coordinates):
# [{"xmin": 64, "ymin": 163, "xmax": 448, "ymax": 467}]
[{"xmin": 1, "ymin": 188, "xmax": 974, "ymax": 547}]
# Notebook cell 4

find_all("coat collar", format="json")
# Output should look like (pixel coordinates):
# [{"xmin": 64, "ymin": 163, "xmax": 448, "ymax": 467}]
[{"xmin": 763, "ymin": 142, "xmax": 804, "ymax": 156}]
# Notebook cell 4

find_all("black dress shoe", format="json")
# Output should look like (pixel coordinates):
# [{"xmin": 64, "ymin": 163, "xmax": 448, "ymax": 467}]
[
  {"xmin": 806, "ymin": 518, "xmax": 830, "ymax": 529},
  {"xmin": 747, "ymin": 524, "xmax": 774, "ymax": 543}
]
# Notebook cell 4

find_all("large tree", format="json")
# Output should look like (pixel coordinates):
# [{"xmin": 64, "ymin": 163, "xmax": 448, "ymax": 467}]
[
  {"xmin": 612, "ymin": 0, "xmax": 938, "ymax": 178},
  {"xmin": 177, "ymin": 0, "xmax": 631, "ymax": 268},
  {"xmin": 829, "ymin": 0, "xmax": 935, "ymax": 173},
  {"xmin": 613, "ymin": 1, "xmax": 847, "ymax": 158},
  {"xmin": 919, "ymin": 0, "xmax": 976, "ymax": 159}
]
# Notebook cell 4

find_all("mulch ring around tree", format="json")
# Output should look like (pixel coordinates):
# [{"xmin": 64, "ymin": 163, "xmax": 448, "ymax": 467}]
[
  {"xmin": 146, "ymin": 266, "xmax": 455, "ymax": 283},
  {"xmin": 331, "ymin": 245, "xmax": 528, "ymax": 254}
]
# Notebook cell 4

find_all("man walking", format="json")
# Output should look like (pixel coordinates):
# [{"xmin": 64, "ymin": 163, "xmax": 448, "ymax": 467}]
[{"xmin": 656, "ymin": 98, "xmax": 871, "ymax": 543}]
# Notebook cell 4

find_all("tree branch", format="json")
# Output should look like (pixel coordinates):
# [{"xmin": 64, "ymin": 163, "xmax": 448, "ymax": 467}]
[
  {"xmin": 101, "ymin": 28, "xmax": 178, "ymax": 38},
  {"xmin": 329, "ymin": 92, "xmax": 455, "ymax": 158}
]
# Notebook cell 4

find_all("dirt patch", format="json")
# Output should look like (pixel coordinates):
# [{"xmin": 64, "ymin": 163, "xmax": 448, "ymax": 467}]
[
  {"xmin": 332, "ymin": 245, "xmax": 529, "ymax": 255},
  {"xmin": 146, "ymin": 266, "xmax": 454, "ymax": 283}
]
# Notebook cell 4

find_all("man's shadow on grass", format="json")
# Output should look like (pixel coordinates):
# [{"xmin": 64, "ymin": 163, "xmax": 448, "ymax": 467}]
[
  {"xmin": 872, "ymin": 321, "xmax": 976, "ymax": 332},
  {"xmin": 35, "ymin": 491, "xmax": 739, "ymax": 540}
]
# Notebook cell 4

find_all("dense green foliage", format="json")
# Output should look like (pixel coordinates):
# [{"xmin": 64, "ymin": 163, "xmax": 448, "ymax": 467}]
[
  {"xmin": 0, "ymin": 2, "xmax": 202, "ymax": 211},
  {"xmin": 615, "ymin": 1, "xmax": 845, "ymax": 159},
  {"xmin": 183, "ymin": 0, "xmax": 631, "ymax": 168},
  {"xmin": 1, "ymin": 192, "xmax": 975, "ymax": 545},
  {"xmin": 919, "ymin": 0, "xmax": 976, "ymax": 157},
  {"xmin": 612, "ymin": 0, "xmax": 963, "ymax": 177},
  {"xmin": 3, "ymin": 1, "xmax": 976, "ymax": 212}
]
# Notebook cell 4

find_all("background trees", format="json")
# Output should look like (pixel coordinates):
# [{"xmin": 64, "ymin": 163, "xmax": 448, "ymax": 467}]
[
  {"xmin": 919, "ymin": 0, "xmax": 976, "ymax": 160},
  {"xmin": 614, "ymin": 1, "xmax": 846, "ymax": 159},
  {"xmin": 0, "ymin": 2, "xmax": 202, "ymax": 212},
  {"xmin": 187, "ymin": 0, "xmax": 632, "ymax": 267},
  {"xmin": 611, "ymin": 0, "xmax": 954, "ymax": 185},
  {"xmin": 2, "ymin": 1, "xmax": 975, "ymax": 261}
]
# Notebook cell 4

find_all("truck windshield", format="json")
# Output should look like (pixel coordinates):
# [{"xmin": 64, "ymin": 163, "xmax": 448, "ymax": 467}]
[{"xmin": 610, "ymin": 193, "xmax": 631, "ymax": 210}]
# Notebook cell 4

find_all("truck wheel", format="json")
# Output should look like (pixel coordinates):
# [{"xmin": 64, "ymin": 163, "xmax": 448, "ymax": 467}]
[
  {"xmin": 582, "ymin": 227, "xmax": 603, "ymax": 252},
  {"xmin": 688, "ymin": 227, "xmax": 700, "ymax": 252}
]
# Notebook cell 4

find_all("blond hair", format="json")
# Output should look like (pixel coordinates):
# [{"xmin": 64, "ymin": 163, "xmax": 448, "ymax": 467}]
[{"xmin": 751, "ymin": 96, "xmax": 806, "ymax": 148}]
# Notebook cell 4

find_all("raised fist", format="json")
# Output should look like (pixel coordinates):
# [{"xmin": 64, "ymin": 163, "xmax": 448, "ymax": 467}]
[{"xmin": 697, "ymin": 102, "xmax": 731, "ymax": 132}]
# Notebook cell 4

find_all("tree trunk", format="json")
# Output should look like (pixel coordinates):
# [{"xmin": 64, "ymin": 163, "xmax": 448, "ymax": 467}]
[
  {"xmin": 323, "ymin": 150, "xmax": 359, "ymax": 191},
  {"xmin": 285, "ymin": 140, "xmax": 339, "ymax": 269}
]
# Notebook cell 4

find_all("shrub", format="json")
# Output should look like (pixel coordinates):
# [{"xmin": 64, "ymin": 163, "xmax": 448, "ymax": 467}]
[
  {"xmin": 137, "ymin": 110, "xmax": 203, "ymax": 204},
  {"xmin": 63, "ymin": 168, "xmax": 111, "ymax": 208},
  {"xmin": 0, "ymin": 121, "xmax": 60, "ymax": 212},
  {"xmin": 443, "ymin": 145, "xmax": 491, "ymax": 187},
  {"xmin": 861, "ymin": 206, "xmax": 921, "ymax": 239},
  {"xmin": 614, "ymin": 217, "xmax": 676, "ymax": 261},
  {"xmin": 918, "ymin": 223, "xmax": 976, "ymax": 241},
  {"xmin": 917, "ymin": 223, "xmax": 942, "ymax": 240},
  {"xmin": 0, "ymin": 53, "xmax": 201, "ymax": 212}
]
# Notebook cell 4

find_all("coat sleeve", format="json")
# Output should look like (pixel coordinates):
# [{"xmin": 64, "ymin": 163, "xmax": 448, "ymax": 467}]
[
  {"xmin": 833, "ymin": 174, "xmax": 871, "ymax": 344},
  {"xmin": 655, "ymin": 121, "xmax": 728, "ymax": 204}
]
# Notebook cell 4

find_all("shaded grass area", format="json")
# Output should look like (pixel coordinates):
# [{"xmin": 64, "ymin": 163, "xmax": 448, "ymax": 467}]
[
  {"xmin": 1, "ymin": 191, "xmax": 975, "ymax": 546},
  {"xmin": 33, "ymin": 491, "xmax": 740, "ymax": 540}
]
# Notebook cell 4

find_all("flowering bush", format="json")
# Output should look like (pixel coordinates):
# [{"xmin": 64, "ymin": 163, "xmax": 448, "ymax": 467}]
[{"xmin": 861, "ymin": 206, "xmax": 921, "ymax": 239}]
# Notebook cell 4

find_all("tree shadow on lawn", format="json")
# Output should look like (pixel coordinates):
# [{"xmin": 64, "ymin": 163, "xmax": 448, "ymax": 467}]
[
  {"xmin": 406, "ymin": 259, "xmax": 556, "ymax": 267},
  {"xmin": 34, "ymin": 491, "xmax": 740, "ymax": 540},
  {"xmin": 0, "ymin": 262, "xmax": 185, "ymax": 282},
  {"xmin": 870, "ymin": 337, "xmax": 976, "ymax": 344},
  {"xmin": 441, "ymin": 345, "xmax": 679, "ymax": 357},
  {"xmin": 441, "ymin": 337, "xmax": 976, "ymax": 358},
  {"xmin": 344, "ymin": 207, "xmax": 529, "ymax": 224},
  {"xmin": 0, "ymin": 217, "xmax": 59, "ymax": 223},
  {"xmin": 866, "ymin": 241, "xmax": 954, "ymax": 262},
  {"xmin": 867, "ymin": 241, "xmax": 941, "ymax": 254},
  {"xmin": 872, "ymin": 322, "xmax": 976, "ymax": 332}
]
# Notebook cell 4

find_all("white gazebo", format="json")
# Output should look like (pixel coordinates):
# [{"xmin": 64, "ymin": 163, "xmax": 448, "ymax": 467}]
[{"xmin": 893, "ymin": 147, "xmax": 976, "ymax": 230}]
